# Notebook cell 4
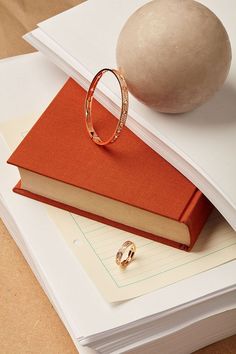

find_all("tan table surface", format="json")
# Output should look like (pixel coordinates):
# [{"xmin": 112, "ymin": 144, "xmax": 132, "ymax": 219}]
[{"xmin": 0, "ymin": 1, "xmax": 235, "ymax": 353}]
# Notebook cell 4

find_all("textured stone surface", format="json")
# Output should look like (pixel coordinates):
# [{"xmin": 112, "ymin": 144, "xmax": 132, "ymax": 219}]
[{"xmin": 116, "ymin": 0, "xmax": 232, "ymax": 113}]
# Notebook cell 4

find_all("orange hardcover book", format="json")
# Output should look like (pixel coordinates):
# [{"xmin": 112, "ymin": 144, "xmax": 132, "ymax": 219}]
[{"xmin": 7, "ymin": 79, "xmax": 213, "ymax": 251}]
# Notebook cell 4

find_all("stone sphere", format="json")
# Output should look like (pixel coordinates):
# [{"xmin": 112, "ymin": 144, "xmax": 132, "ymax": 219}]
[{"xmin": 116, "ymin": 0, "xmax": 232, "ymax": 113}]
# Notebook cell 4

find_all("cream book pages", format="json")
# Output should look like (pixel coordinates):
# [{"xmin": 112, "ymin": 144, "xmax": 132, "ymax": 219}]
[{"xmin": 24, "ymin": 0, "xmax": 236, "ymax": 230}]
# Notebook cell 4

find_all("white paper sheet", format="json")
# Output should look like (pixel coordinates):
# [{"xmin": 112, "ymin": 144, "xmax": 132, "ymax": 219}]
[{"xmin": 1, "ymin": 53, "xmax": 236, "ymax": 342}]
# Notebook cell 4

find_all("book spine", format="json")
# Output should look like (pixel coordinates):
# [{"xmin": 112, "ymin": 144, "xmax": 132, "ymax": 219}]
[{"xmin": 180, "ymin": 190, "xmax": 213, "ymax": 250}]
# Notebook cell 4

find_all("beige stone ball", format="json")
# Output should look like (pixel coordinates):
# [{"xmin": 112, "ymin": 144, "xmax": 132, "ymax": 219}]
[{"xmin": 116, "ymin": 0, "xmax": 232, "ymax": 113}]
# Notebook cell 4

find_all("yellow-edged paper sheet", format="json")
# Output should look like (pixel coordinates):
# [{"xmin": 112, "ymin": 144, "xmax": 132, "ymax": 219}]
[{"xmin": 2, "ymin": 117, "xmax": 236, "ymax": 302}]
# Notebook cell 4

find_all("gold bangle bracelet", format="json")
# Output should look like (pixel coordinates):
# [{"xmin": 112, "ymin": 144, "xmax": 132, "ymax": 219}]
[{"xmin": 85, "ymin": 68, "xmax": 129, "ymax": 146}]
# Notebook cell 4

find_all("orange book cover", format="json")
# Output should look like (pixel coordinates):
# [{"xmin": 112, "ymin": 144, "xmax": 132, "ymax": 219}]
[{"xmin": 8, "ymin": 79, "xmax": 213, "ymax": 251}]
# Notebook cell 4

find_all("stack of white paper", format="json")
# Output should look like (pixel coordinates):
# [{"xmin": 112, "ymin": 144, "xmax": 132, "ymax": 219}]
[
  {"xmin": 1, "ymin": 53, "xmax": 236, "ymax": 353},
  {"xmin": 24, "ymin": 0, "xmax": 236, "ymax": 231}
]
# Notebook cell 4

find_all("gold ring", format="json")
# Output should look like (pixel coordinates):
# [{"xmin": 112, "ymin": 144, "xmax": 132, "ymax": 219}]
[
  {"xmin": 85, "ymin": 68, "xmax": 129, "ymax": 146},
  {"xmin": 116, "ymin": 240, "xmax": 136, "ymax": 268}
]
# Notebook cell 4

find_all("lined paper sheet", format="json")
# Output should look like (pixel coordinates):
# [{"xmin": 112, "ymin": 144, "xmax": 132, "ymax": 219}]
[
  {"xmin": 47, "ymin": 206, "xmax": 236, "ymax": 301},
  {"xmin": 1, "ymin": 117, "xmax": 236, "ymax": 302}
]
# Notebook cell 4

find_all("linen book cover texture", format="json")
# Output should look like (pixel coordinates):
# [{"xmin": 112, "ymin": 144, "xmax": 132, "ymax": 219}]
[{"xmin": 7, "ymin": 79, "xmax": 213, "ymax": 250}]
